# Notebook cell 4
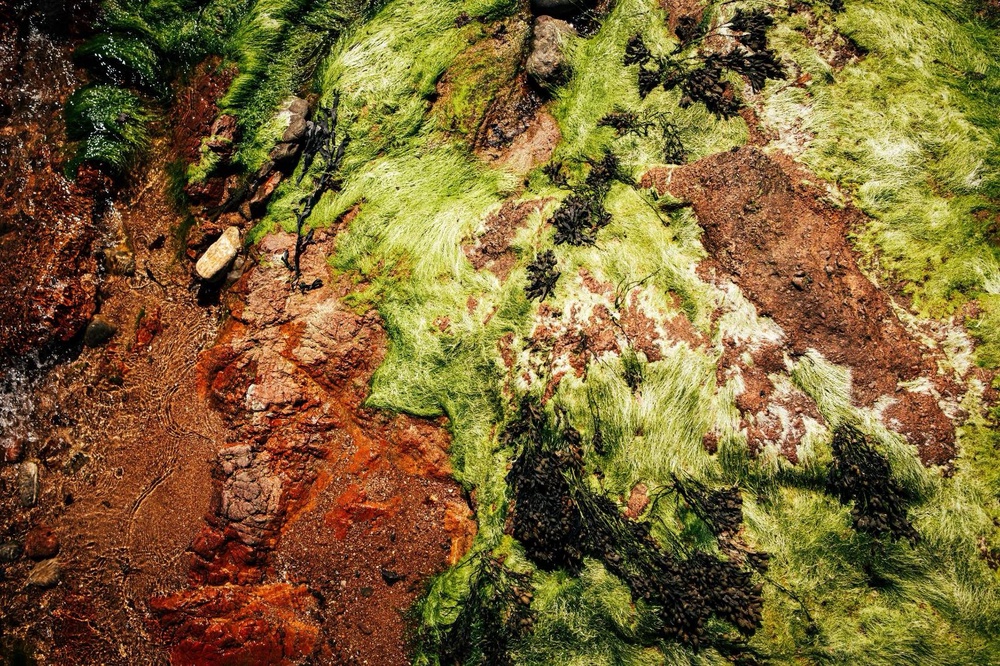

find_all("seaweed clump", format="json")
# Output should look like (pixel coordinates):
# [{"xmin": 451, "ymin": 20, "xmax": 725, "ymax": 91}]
[
  {"xmin": 673, "ymin": 475, "xmax": 743, "ymax": 538},
  {"xmin": 525, "ymin": 250, "xmax": 560, "ymax": 302},
  {"xmin": 415, "ymin": 554, "xmax": 534, "ymax": 666},
  {"xmin": 547, "ymin": 152, "xmax": 630, "ymax": 246},
  {"xmin": 827, "ymin": 424, "xmax": 920, "ymax": 543},
  {"xmin": 624, "ymin": 7, "xmax": 786, "ymax": 118},
  {"xmin": 504, "ymin": 399, "xmax": 766, "ymax": 650}
]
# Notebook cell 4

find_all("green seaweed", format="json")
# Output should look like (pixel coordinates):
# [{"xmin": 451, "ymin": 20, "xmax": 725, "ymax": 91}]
[{"xmin": 64, "ymin": 85, "xmax": 151, "ymax": 174}]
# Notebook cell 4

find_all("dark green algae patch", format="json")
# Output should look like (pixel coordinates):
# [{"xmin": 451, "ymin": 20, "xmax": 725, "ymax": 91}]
[{"xmin": 65, "ymin": 0, "xmax": 1000, "ymax": 663}]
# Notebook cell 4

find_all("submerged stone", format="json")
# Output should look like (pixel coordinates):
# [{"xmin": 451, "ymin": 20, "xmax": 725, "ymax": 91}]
[
  {"xmin": 195, "ymin": 226, "xmax": 241, "ymax": 281},
  {"xmin": 83, "ymin": 314, "xmax": 117, "ymax": 347},
  {"xmin": 0, "ymin": 541, "xmax": 22, "ymax": 562},
  {"xmin": 18, "ymin": 461, "xmax": 38, "ymax": 508},
  {"xmin": 26, "ymin": 559, "xmax": 60, "ymax": 588}
]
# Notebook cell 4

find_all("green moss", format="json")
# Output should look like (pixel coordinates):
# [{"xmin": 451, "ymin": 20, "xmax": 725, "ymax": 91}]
[
  {"xmin": 74, "ymin": 33, "xmax": 165, "ymax": 95},
  {"xmin": 64, "ymin": 85, "xmax": 151, "ymax": 174}
]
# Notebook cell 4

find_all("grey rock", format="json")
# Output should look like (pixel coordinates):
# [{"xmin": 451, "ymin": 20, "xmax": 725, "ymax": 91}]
[
  {"xmin": 526, "ymin": 16, "xmax": 576, "ymax": 86},
  {"xmin": 287, "ymin": 96, "xmax": 309, "ymax": 118},
  {"xmin": 0, "ymin": 541, "xmax": 22, "ymax": 562},
  {"xmin": 26, "ymin": 558, "xmax": 60, "ymax": 588},
  {"xmin": 195, "ymin": 226, "xmax": 241, "ymax": 281},
  {"xmin": 269, "ymin": 141, "xmax": 301, "ymax": 165},
  {"xmin": 282, "ymin": 115, "xmax": 309, "ymax": 143},
  {"xmin": 83, "ymin": 315, "xmax": 117, "ymax": 347},
  {"xmin": 18, "ymin": 461, "xmax": 38, "ymax": 507},
  {"xmin": 217, "ymin": 447, "xmax": 281, "ymax": 545}
]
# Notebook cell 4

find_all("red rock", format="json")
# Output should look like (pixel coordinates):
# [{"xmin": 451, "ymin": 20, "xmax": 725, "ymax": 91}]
[
  {"xmin": 3, "ymin": 439, "xmax": 24, "ymax": 463},
  {"xmin": 24, "ymin": 525, "xmax": 60, "ymax": 560}
]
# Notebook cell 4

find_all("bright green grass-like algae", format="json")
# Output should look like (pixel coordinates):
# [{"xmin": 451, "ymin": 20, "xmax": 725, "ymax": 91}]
[{"xmin": 69, "ymin": 0, "xmax": 1000, "ymax": 663}]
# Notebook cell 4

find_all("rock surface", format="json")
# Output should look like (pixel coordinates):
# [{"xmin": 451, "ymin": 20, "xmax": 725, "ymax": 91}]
[
  {"xmin": 17, "ymin": 461, "xmax": 38, "ymax": 508},
  {"xmin": 526, "ymin": 16, "xmax": 576, "ymax": 86},
  {"xmin": 195, "ymin": 226, "xmax": 241, "ymax": 281}
]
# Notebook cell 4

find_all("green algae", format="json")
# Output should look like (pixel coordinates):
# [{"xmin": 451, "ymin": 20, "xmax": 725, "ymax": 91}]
[
  {"xmin": 766, "ymin": 0, "xmax": 1000, "ymax": 321},
  {"xmin": 64, "ymin": 84, "xmax": 152, "ymax": 173},
  {"xmin": 248, "ymin": 0, "xmax": 1000, "ymax": 661},
  {"xmin": 66, "ymin": 0, "xmax": 1000, "ymax": 662}
]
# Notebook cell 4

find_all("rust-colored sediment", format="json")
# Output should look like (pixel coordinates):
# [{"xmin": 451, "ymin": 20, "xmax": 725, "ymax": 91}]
[
  {"xmin": 151, "ymin": 230, "xmax": 474, "ymax": 665},
  {"xmin": 464, "ymin": 198, "xmax": 551, "ymax": 280},
  {"xmin": 642, "ymin": 147, "xmax": 957, "ymax": 465},
  {"xmin": 0, "ymin": 3, "xmax": 107, "ymax": 358}
]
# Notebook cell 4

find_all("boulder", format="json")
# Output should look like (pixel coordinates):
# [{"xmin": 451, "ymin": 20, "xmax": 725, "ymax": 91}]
[
  {"xmin": 526, "ymin": 16, "xmax": 576, "ymax": 87},
  {"xmin": 195, "ymin": 227, "xmax": 241, "ymax": 281},
  {"xmin": 83, "ymin": 314, "xmax": 117, "ymax": 347}
]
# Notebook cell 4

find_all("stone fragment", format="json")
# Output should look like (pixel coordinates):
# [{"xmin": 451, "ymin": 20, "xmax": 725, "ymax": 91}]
[
  {"xmin": 249, "ymin": 171, "xmax": 285, "ymax": 217},
  {"xmin": 83, "ymin": 314, "xmax": 117, "ymax": 347},
  {"xmin": 206, "ymin": 113, "xmax": 238, "ymax": 154},
  {"xmin": 526, "ymin": 16, "xmax": 576, "ymax": 87},
  {"xmin": 26, "ymin": 558, "xmax": 60, "ymax": 588},
  {"xmin": 104, "ymin": 242, "xmax": 136, "ymax": 276},
  {"xmin": 24, "ymin": 526, "xmax": 59, "ymax": 560},
  {"xmin": 18, "ymin": 461, "xmax": 38, "ymax": 508},
  {"xmin": 0, "ymin": 541, "xmax": 22, "ymax": 562},
  {"xmin": 195, "ymin": 226, "xmax": 241, "ymax": 281}
]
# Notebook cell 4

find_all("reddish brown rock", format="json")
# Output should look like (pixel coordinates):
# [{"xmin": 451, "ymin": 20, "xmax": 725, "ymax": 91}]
[
  {"xmin": 24, "ymin": 525, "xmax": 60, "ymax": 560},
  {"xmin": 154, "ymin": 230, "xmax": 474, "ymax": 665},
  {"xmin": 644, "ymin": 148, "xmax": 958, "ymax": 464}
]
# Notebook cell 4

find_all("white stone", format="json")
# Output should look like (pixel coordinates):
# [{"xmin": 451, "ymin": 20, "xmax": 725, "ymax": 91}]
[{"xmin": 196, "ymin": 226, "xmax": 241, "ymax": 281}]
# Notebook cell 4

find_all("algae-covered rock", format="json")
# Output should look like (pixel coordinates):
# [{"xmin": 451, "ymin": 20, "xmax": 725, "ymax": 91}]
[{"xmin": 526, "ymin": 16, "xmax": 575, "ymax": 87}]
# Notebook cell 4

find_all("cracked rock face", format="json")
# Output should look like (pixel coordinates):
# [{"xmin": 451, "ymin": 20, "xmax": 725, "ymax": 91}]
[{"xmin": 218, "ymin": 445, "xmax": 282, "ymax": 545}]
